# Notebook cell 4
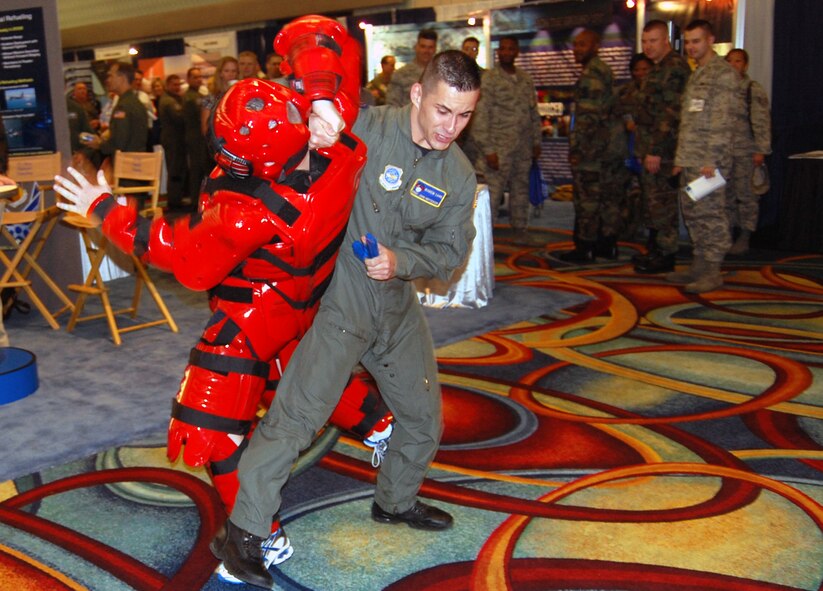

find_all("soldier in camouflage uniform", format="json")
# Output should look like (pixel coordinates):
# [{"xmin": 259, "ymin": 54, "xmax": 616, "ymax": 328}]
[
  {"xmin": 472, "ymin": 35, "xmax": 543, "ymax": 243},
  {"xmin": 725, "ymin": 48, "xmax": 771, "ymax": 255},
  {"xmin": 386, "ymin": 29, "xmax": 437, "ymax": 107},
  {"xmin": 560, "ymin": 29, "xmax": 623, "ymax": 262},
  {"xmin": 366, "ymin": 55, "xmax": 396, "ymax": 106},
  {"xmin": 670, "ymin": 20, "xmax": 742, "ymax": 293},
  {"xmin": 633, "ymin": 20, "xmax": 690, "ymax": 274},
  {"xmin": 613, "ymin": 53, "xmax": 653, "ymax": 241}
]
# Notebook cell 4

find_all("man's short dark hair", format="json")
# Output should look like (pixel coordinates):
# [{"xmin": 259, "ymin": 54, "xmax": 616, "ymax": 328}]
[
  {"xmin": 381, "ymin": 54, "xmax": 394, "ymax": 65},
  {"xmin": 499, "ymin": 35, "xmax": 519, "ymax": 47},
  {"xmin": 418, "ymin": 28, "xmax": 438, "ymax": 43},
  {"xmin": 113, "ymin": 61, "xmax": 135, "ymax": 84},
  {"xmin": 463, "ymin": 36, "xmax": 480, "ymax": 45},
  {"xmin": 685, "ymin": 19, "xmax": 714, "ymax": 36},
  {"xmin": 643, "ymin": 20, "xmax": 669, "ymax": 35},
  {"xmin": 165, "ymin": 74, "xmax": 181, "ymax": 85},
  {"xmin": 420, "ymin": 50, "xmax": 481, "ymax": 93},
  {"xmin": 186, "ymin": 66, "xmax": 201, "ymax": 78},
  {"xmin": 577, "ymin": 28, "xmax": 601, "ymax": 45}
]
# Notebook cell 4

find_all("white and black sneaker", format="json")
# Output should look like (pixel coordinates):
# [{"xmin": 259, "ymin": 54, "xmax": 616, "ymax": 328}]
[{"xmin": 216, "ymin": 527, "xmax": 294, "ymax": 584}]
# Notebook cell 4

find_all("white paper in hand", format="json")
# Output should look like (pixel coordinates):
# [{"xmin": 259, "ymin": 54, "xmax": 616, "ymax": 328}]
[{"xmin": 684, "ymin": 169, "xmax": 726, "ymax": 201}]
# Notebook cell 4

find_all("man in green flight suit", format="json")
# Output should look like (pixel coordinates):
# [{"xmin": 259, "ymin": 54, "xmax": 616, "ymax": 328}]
[
  {"xmin": 81, "ymin": 62, "xmax": 149, "ymax": 159},
  {"xmin": 213, "ymin": 50, "xmax": 482, "ymax": 589}
]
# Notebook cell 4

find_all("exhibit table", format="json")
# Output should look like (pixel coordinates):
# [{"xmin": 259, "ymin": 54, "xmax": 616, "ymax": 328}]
[
  {"xmin": 779, "ymin": 151, "xmax": 823, "ymax": 253},
  {"xmin": 415, "ymin": 184, "xmax": 494, "ymax": 308}
]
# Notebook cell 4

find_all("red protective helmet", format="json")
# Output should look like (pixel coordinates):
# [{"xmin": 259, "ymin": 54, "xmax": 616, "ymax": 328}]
[{"xmin": 211, "ymin": 79, "xmax": 311, "ymax": 180}]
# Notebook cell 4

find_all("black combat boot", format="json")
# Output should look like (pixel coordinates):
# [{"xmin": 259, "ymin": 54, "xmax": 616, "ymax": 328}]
[
  {"xmin": 559, "ymin": 240, "xmax": 596, "ymax": 263},
  {"xmin": 595, "ymin": 234, "xmax": 619, "ymax": 260},
  {"xmin": 631, "ymin": 228, "xmax": 658, "ymax": 264},
  {"xmin": 634, "ymin": 251, "xmax": 675, "ymax": 274},
  {"xmin": 210, "ymin": 520, "xmax": 274, "ymax": 589}
]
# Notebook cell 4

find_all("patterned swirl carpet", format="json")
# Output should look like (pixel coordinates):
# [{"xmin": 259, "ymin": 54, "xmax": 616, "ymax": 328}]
[{"xmin": 1, "ymin": 223, "xmax": 822, "ymax": 591}]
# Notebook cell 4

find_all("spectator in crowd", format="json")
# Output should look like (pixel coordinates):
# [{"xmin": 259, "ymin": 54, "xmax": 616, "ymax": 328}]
[
  {"xmin": 72, "ymin": 81, "xmax": 101, "ymax": 131},
  {"xmin": 238, "ymin": 51, "xmax": 262, "ymax": 80},
  {"xmin": 150, "ymin": 77, "xmax": 165, "ymax": 104},
  {"xmin": 366, "ymin": 55, "xmax": 396, "ymax": 106},
  {"xmin": 724, "ymin": 48, "xmax": 772, "ymax": 255},
  {"xmin": 386, "ymin": 29, "xmax": 437, "ymax": 107},
  {"xmin": 560, "ymin": 29, "xmax": 623, "ymax": 262},
  {"xmin": 149, "ymin": 77, "xmax": 165, "ymax": 146},
  {"xmin": 66, "ymin": 92, "xmax": 100, "ymax": 174},
  {"xmin": 158, "ymin": 74, "xmax": 186, "ymax": 210},
  {"xmin": 613, "ymin": 53, "xmax": 653, "ymax": 241},
  {"xmin": 132, "ymin": 68, "xmax": 156, "ymax": 134},
  {"xmin": 202, "ymin": 56, "xmax": 238, "ymax": 135},
  {"xmin": 669, "ymin": 19, "xmax": 740, "ymax": 293},
  {"xmin": 632, "ymin": 20, "xmax": 690, "ymax": 274},
  {"xmin": 265, "ymin": 52, "xmax": 284, "ymax": 82},
  {"xmin": 456, "ymin": 37, "xmax": 483, "ymax": 165},
  {"xmin": 81, "ymin": 62, "xmax": 149, "ymax": 165},
  {"xmin": 98, "ymin": 74, "xmax": 118, "ymax": 132},
  {"xmin": 461, "ymin": 36, "xmax": 482, "ymax": 69},
  {"xmin": 471, "ymin": 35, "xmax": 542, "ymax": 244},
  {"xmin": 182, "ymin": 67, "xmax": 208, "ymax": 204}
]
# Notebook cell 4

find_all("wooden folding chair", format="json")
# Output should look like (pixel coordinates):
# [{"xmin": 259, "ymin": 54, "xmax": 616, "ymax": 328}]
[
  {"xmin": 63, "ymin": 151, "xmax": 177, "ymax": 345},
  {"xmin": 1, "ymin": 153, "xmax": 74, "ymax": 329},
  {"xmin": 111, "ymin": 150, "xmax": 163, "ymax": 215}
]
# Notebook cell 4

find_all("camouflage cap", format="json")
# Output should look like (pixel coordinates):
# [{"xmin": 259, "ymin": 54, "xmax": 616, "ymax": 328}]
[{"xmin": 752, "ymin": 164, "xmax": 769, "ymax": 195}]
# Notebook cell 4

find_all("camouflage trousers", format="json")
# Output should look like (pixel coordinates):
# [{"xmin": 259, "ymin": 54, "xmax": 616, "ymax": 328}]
[
  {"xmin": 571, "ymin": 161, "xmax": 624, "ymax": 241},
  {"xmin": 480, "ymin": 148, "xmax": 533, "ymax": 232},
  {"xmin": 640, "ymin": 160, "xmax": 680, "ymax": 255},
  {"xmin": 727, "ymin": 152, "xmax": 760, "ymax": 232},
  {"xmin": 679, "ymin": 166, "xmax": 732, "ymax": 263},
  {"xmin": 616, "ymin": 167, "xmax": 644, "ymax": 241}
]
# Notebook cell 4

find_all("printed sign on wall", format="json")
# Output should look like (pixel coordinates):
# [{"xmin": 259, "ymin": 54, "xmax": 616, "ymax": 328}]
[{"xmin": 0, "ymin": 7, "xmax": 56, "ymax": 155}]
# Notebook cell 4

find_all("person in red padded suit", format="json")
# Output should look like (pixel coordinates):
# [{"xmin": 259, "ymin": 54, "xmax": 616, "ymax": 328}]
[{"xmin": 55, "ymin": 15, "xmax": 393, "ymax": 581}]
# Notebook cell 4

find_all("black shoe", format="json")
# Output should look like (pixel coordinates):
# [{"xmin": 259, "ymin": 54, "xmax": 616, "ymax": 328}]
[
  {"xmin": 558, "ymin": 240, "xmax": 596, "ymax": 263},
  {"xmin": 371, "ymin": 501, "xmax": 453, "ymax": 531},
  {"xmin": 632, "ymin": 228, "xmax": 658, "ymax": 264},
  {"xmin": 210, "ymin": 520, "xmax": 274, "ymax": 589},
  {"xmin": 634, "ymin": 252, "xmax": 675, "ymax": 274},
  {"xmin": 631, "ymin": 248, "xmax": 657, "ymax": 265},
  {"xmin": 595, "ymin": 235, "xmax": 618, "ymax": 260}
]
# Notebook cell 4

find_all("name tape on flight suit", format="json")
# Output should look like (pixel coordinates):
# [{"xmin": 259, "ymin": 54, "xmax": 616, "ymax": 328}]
[{"xmin": 410, "ymin": 179, "xmax": 447, "ymax": 207}]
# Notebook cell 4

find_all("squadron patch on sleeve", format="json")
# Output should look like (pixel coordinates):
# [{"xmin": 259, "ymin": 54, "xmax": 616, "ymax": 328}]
[
  {"xmin": 409, "ymin": 179, "xmax": 447, "ymax": 208},
  {"xmin": 379, "ymin": 164, "xmax": 403, "ymax": 191}
]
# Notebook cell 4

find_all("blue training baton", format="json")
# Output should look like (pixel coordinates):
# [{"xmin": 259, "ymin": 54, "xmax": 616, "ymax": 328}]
[{"xmin": 352, "ymin": 232, "xmax": 379, "ymax": 261}]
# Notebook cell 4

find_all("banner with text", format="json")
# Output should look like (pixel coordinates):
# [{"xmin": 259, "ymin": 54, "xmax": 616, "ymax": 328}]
[{"xmin": 0, "ymin": 7, "xmax": 56, "ymax": 155}]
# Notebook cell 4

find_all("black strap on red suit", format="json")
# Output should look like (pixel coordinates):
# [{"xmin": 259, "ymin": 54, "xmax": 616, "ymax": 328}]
[
  {"xmin": 170, "ymin": 398, "xmax": 252, "ymax": 435},
  {"xmin": 189, "ymin": 348, "xmax": 269, "ymax": 379},
  {"xmin": 203, "ymin": 175, "xmax": 302, "ymax": 226},
  {"xmin": 210, "ymin": 438, "xmax": 249, "ymax": 475}
]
